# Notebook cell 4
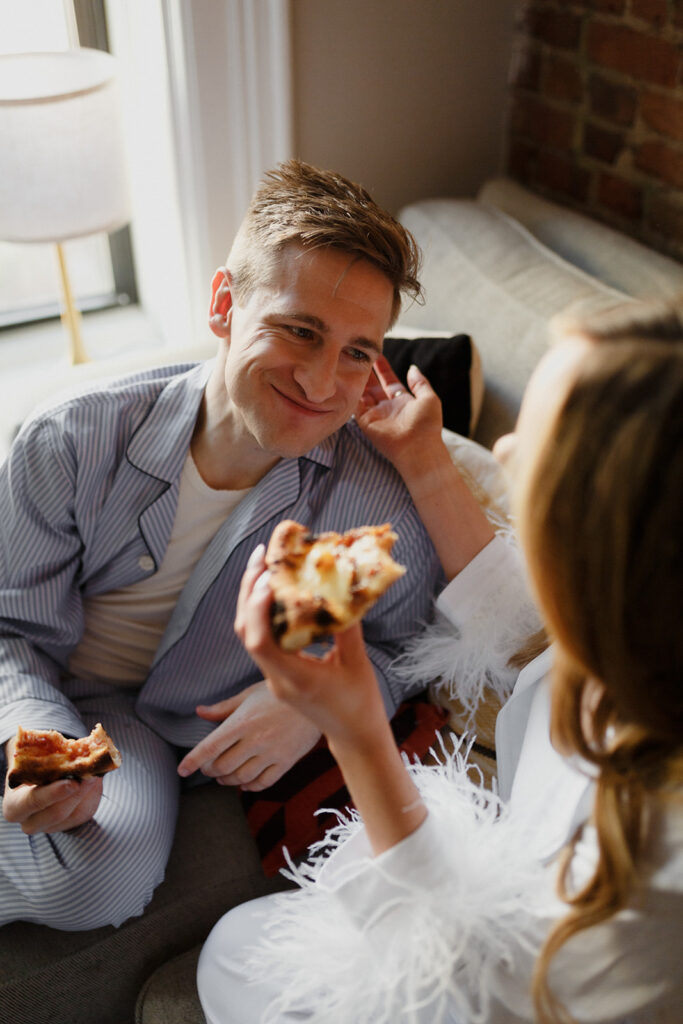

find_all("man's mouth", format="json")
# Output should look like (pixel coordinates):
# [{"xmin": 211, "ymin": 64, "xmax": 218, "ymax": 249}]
[{"xmin": 271, "ymin": 385, "xmax": 335, "ymax": 417}]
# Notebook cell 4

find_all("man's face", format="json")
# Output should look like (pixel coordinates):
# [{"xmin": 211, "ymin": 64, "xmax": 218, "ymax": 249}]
[{"xmin": 221, "ymin": 244, "xmax": 394, "ymax": 459}]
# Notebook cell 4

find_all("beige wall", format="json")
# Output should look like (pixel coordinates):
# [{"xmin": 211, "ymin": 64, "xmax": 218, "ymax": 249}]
[{"xmin": 291, "ymin": 0, "xmax": 517, "ymax": 213}]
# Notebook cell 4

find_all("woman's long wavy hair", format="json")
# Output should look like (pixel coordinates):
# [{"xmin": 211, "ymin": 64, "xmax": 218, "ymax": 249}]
[{"xmin": 515, "ymin": 297, "xmax": 683, "ymax": 1022}]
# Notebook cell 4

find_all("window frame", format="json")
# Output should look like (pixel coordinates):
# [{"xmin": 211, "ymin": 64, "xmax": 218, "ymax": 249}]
[{"xmin": 72, "ymin": 0, "xmax": 138, "ymax": 308}]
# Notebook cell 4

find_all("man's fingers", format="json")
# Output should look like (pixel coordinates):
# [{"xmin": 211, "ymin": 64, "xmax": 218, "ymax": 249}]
[
  {"xmin": 196, "ymin": 736, "xmax": 252, "ymax": 780},
  {"xmin": 15, "ymin": 777, "xmax": 101, "ymax": 834},
  {"xmin": 195, "ymin": 697, "xmax": 240, "ymax": 721},
  {"xmin": 3, "ymin": 778, "xmax": 80, "ymax": 823},
  {"xmin": 215, "ymin": 752, "xmax": 268, "ymax": 787},
  {"xmin": 238, "ymin": 762, "xmax": 284, "ymax": 792},
  {"xmin": 177, "ymin": 729, "xmax": 236, "ymax": 778}
]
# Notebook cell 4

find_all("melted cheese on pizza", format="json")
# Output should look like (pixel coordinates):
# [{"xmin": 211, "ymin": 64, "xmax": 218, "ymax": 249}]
[
  {"xmin": 298, "ymin": 532, "xmax": 394, "ymax": 607},
  {"xmin": 265, "ymin": 521, "xmax": 406, "ymax": 650}
]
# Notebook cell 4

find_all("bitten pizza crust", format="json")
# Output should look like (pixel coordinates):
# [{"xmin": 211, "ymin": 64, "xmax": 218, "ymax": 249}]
[
  {"xmin": 6, "ymin": 723, "xmax": 122, "ymax": 788},
  {"xmin": 265, "ymin": 520, "xmax": 406, "ymax": 652}
]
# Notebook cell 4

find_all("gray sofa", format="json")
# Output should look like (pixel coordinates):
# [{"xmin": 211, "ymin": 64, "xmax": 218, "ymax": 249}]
[{"xmin": 2, "ymin": 177, "xmax": 682, "ymax": 1024}]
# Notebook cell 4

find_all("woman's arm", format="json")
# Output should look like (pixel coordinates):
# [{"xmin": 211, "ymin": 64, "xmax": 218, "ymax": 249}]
[
  {"xmin": 234, "ymin": 546, "xmax": 426, "ymax": 856},
  {"xmin": 356, "ymin": 357, "xmax": 494, "ymax": 580}
]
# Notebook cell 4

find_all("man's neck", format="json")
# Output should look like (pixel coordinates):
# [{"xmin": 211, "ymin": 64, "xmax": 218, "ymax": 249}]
[{"xmin": 192, "ymin": 365, "xmax": 280, "ymax": 491}]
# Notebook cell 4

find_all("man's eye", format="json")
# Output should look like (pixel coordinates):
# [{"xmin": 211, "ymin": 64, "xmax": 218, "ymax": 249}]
[
  {"xmin": 288, "ymin": 325, "xmax": 314, "ymax": 340},
  {"xmin": 347, "ymin": 348, "xmax": 371, "ymax": 363}
]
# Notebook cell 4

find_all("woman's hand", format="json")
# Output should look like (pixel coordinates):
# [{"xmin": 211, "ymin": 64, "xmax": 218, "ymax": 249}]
[
  {"xmin": 234, "ymin": 544, "xmax": 427, "ymax": 856},
  {"xmin": 356, "ymin": 356, "xmax": 444, "ymax": 479},
  {"xmin": 234, "ymin": 546, "xmax": 388, "ymax": 749},
  {"xmin": 358, "ymin": 354, "xmax": 495, "ymax": 580}
]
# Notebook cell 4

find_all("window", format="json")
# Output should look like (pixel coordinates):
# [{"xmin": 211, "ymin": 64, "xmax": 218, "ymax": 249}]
[{"xmin": 0, "ymin": 0, "xmax": 137, "ymax": 330}]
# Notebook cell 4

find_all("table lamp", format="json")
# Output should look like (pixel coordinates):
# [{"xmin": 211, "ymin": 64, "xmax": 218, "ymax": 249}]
[{"xmin": 0, "ymin": 48, "xmax": 131, "ymax": 364}]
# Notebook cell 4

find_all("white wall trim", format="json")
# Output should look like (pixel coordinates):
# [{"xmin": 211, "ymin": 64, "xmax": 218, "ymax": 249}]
[
  {"xmin": 160, "ymin": 0, "xmax": 212, "ymax": 338},
  {"xmin": 163, "ymin": 0, "xmax": 293, "ymax": 323},
  {"xmin": 242, "ymin": 0, "xmax": 294, "ymax": 189},
  {"xmin": 221, "ymin": 0, "xmax": 294, "ymax": 250}
]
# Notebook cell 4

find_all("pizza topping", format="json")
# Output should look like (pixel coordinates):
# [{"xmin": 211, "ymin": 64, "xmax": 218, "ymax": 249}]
[
  {"xmin": 265, "ymin": 520, "xmax": 406, "ymax": 651},
  {"xmin": 6, "ymin": 723, "xmax": 122, "ymax": 788}
]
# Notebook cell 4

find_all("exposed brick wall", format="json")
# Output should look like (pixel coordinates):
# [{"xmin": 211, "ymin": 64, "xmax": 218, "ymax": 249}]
[{"xmin": 507, "ymin": 0, "xmax": 683, "ymax": 261}]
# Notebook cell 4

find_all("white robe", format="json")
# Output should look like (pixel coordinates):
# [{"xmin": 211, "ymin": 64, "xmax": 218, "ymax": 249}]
[{"xmin": 198, "ymin": 539, "xmax": 683, "ymax": 1023}]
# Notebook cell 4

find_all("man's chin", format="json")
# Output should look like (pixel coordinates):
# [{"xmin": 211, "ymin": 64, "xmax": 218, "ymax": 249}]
[{"xmin": 255, "ymin": 424, "xmax": 344, "ymax": 460}]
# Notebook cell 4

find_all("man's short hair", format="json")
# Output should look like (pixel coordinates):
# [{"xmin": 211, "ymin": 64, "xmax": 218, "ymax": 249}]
[{"xmin": 227, "ymin": 160, "xmax": 423, "ymax": 325}]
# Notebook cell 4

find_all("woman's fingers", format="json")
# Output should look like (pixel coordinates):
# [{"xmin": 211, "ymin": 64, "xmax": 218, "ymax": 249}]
[
  {"xmin": 372, "ymin": 355, "xmax": 404, "ymax": 397},
  {"xmin": 406, "ymin": 362, "xmax": 434, "ymax": 397},
  {"xmin": 234, "ymin": 544, "xmax": 268, "ymax": 636}
]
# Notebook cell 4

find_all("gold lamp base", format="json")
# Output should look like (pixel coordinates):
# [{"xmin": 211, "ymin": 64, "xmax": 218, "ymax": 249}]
[{"xmin": 56, "ymin": 242, "xmax": 89, "ymax": 365}]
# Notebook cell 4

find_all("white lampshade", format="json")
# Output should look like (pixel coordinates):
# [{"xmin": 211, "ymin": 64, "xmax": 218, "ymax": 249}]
[{"xmin": 0, "ymin": 48, "xmax": 130, "ymax": 243}]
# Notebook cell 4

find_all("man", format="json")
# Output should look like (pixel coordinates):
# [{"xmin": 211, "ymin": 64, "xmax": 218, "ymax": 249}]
[{"xmin": 0, "ymin": 161, "xmax": 442, "ymax": 929}]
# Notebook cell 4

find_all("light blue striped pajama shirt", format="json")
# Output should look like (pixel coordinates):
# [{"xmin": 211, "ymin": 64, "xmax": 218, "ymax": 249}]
[{"xmin": 0, "ymin": 362, "xmax": 443, "ymax": 929}]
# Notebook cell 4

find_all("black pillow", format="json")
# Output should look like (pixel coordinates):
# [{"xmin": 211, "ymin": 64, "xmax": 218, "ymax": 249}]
[{"xmin": 382, "ymin": 333, "xmax": 473, "ymax": 437}]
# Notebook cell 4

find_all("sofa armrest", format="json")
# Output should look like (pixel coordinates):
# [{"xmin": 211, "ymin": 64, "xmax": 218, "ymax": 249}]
[{"xmin": 397, "ymin": 197, "xmax": 629, "ymax": 446}]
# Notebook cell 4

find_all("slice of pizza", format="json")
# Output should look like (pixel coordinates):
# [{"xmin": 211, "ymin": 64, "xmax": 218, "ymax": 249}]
[
  {"xmin": 6, "ymin": 723, "xmax": 122, "ymax": 789},
  {"xmin": 265, "ymin": 520, "xmax": 406, "ymax": 652}
]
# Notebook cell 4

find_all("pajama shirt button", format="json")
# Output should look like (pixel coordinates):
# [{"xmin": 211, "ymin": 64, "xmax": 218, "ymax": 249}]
[{"xmin": 138, "ymin": 555, "xmax": 155, "ymax": 571}]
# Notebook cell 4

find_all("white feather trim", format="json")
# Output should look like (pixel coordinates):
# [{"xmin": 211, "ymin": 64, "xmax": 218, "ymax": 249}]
[
  {"xmin": 389, "ymin": 431, "xmax": 544, "ymax": 723},
  {"xmin": 391, "ymin": 573, "xmax": 543, "ymax": 721},
  {"xmin": 244, "ymin": 739, "xmax": 549, "ymax": 1024}
]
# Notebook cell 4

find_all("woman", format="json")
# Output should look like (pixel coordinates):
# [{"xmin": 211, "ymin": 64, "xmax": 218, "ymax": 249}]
[{"xmin": 198, "ymin": 298, "xmax": 683, "ymax": 1023}]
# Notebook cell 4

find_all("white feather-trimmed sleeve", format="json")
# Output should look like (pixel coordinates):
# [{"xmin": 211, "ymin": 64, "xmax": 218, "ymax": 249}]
[
  {"xmin": 243, "ymin": 744, "xmax": 553, "ymax": 1024},
  {"xmin": 392, "ymin": 535, "xmax": 544, "ymax": 717}
]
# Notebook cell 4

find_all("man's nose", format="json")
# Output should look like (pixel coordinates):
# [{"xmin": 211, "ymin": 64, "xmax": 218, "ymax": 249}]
[{"xmin": 292, "ymin": 350, "xmax": 338, "ymax": 403}]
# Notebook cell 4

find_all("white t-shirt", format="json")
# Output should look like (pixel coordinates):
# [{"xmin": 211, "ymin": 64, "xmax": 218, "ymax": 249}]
[{"xmin": 68, "ymin": 451, "xmax": 251, "ymax": 686}]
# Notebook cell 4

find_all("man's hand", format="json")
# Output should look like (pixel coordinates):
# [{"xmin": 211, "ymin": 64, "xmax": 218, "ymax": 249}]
[
  {"xmin": 2, "ymin": 741, "xmax": 103, "ymax": 835},
  {"xmin": 176, "ymin": 681, "xmax": 321, "ymax": 791}
]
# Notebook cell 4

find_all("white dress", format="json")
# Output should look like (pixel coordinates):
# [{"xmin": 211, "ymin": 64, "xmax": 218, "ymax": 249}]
[{"xmin": 197, "ymin": 538, "xmax": 683, "ymax": 1023}]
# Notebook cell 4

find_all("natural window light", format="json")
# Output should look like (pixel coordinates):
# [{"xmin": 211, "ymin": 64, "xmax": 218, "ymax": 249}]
[{"xmin": 0, "ymin": 0, "xmax": 130, "ymax": 329}]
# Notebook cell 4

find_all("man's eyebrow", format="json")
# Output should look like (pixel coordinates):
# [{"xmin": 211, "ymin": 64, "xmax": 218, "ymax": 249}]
[
  {"xmin": 269, "ymin": 311, "xmax": 383, "ymax": 354},
  {"xmin": 281, "ymin": 312, "xmax": 327, "ymax": 331}
]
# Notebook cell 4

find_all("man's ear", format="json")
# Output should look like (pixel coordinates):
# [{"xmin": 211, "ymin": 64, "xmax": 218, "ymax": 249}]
[{"xmin": 208, "ymin": 268, "xmax": 233, "ymax": 338}]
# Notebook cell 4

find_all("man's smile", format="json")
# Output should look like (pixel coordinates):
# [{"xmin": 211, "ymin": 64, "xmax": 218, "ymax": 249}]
[{"xmin": 270, "ymin": 383, "xmax": 337, "ymax": 416}]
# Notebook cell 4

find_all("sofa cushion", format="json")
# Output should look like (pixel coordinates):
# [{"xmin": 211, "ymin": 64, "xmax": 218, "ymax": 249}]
[
  {"xmin": 383, "ymin": 328, "xmax": 483, "ymax": 436},
  {"xmin": 479, "ymin": 177, "xmax": 683, "ymax": 301},
  {"xmin": 136, "ymin": 946, "xmax": 204, "ymax": 1024},
  {"xmin": 397, "ymin": 198, "xmax": 629, "ymax": 446}
]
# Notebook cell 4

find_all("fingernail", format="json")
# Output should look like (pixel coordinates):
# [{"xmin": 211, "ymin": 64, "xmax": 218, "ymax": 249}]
[
  {"xmin": 248, "ymin": 544, "xmax": 265, "ymax": 565},
  {"xmin": 253, "ymin": 571, "xmax": 271, "ymax": 593}
]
